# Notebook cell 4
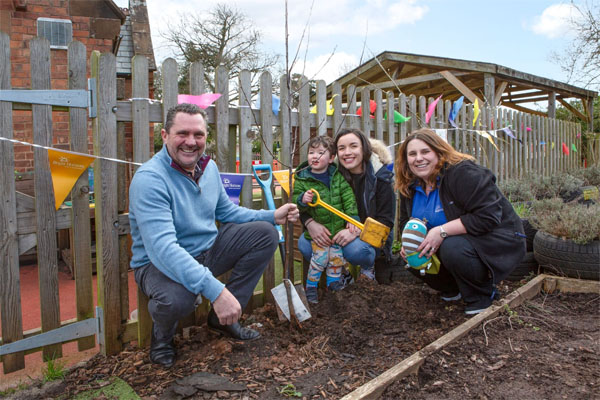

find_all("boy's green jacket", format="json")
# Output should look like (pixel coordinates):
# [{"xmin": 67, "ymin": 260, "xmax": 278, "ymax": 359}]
[{"xmin": 293, "ymin": 161, "xmax": 358, "ymax": 240}]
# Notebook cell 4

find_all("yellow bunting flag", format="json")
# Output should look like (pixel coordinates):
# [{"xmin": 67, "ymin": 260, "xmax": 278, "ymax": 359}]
[
  {"xmin": 310, "ymin": 94, "xmax": 337, "ymax": 115},
  {"xmin": 48, "ymin": 149, "xmax": 95, "ymax": 210},
  {"xmin": 476, "ymin": 130, "xmax": 499, "ymax": 152},
  {"xmin": 472, "ymin": 99, "xmax": 480, "ymax": 127},
  {"xmin": 272, "ymin": 170, "xmax": 295, "ymax": 196}
]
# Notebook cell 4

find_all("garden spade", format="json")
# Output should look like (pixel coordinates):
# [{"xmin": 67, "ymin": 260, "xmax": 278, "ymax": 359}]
[
  {"xmin": 307, "ymin": 188, "xmax": 391, "ymax": 249},
  {"xmin": 252, "ymin": 164, "xmax": 311, "ymax": 323}
]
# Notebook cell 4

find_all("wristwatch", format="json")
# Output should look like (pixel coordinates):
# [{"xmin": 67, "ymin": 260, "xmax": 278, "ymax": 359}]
[{"xmin": 439, "ymin": 225, "xmax": 448, "ymax": 238}]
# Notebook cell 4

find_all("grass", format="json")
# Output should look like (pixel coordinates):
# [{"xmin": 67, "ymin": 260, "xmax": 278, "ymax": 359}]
[{"xmin": 42, "ymin": 357, "xmax": 66, "ymax": 383}]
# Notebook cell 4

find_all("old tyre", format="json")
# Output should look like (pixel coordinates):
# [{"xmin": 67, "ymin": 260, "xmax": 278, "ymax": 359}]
[
  {"xmin": 533, "ymin": 231, "xmax": 600, "ymax": 280},
  {"xmin": 521, "ymin": 218, "xmax": 537, "ymax": 252},
  {"xmin": 506, "ymin": 252, "xmax": 538, "ymax": 281}
]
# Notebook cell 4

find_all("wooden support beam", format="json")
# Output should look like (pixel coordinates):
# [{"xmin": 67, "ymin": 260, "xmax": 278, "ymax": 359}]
[
  {"xmin": 501, "ymin": 101, "xmax": 547, "ymax": 117},
  {"xmin": 439, "ymin": 70, "xmax": 484, "ymax": 105},
  {"xmin": 494, "ymin": 81, "xmax": 508, "ymax": 106},
  {"xmin": 358, "ymin": 71, "xmax": 470, "ymax": 91},
  {"xmin": 548, "ymin": 92, "xmax": 556, "ymax": 118},
  {"xmin": 557, "ymin": 98, "xmax": 588, "ymax": 121},
  {"xmin": 501, "ymin": 90, "xmax": 548, "ymax": 101},
  {"xmin": 509, "ymin": 96, "xmax": 550, "ymax": 104}
]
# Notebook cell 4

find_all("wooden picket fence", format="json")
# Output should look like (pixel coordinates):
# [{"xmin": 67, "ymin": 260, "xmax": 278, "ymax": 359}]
[{"xmin": 0, "ymin": 35, "xmax": 582, "ymax": 374}]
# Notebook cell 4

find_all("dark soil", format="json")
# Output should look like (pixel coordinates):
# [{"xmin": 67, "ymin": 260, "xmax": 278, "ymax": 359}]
[
  {"xmin": 15, "ymin": 275, "xmax": 599, "ymax": 400},
  {"xmin": 382, "ymin": 291, "xmax": 600, "ymax": 400}
]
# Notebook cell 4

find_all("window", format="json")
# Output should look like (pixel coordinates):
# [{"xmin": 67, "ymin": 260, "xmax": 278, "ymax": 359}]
[{"xmin": 37, "ymin": 18, "xmax": 72, "ymax": 49}]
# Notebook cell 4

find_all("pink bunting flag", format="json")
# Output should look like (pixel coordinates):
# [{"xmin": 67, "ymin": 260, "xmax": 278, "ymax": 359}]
[
  {"xmin": 526, "ymin": 126, "xmax": 531, "ymax": 132},
  {"xmin": 425, "ymin": 94, "xmax": 442, "ymax": 124},
  {"xmin": 178, "ymin": 93, "xmax": 222, "ymax": 109}
]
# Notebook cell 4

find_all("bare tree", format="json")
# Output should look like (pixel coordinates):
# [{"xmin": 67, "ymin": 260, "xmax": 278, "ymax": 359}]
[
  {"xmin": 551, "ymin": 1, "xmax": 600, "ymax": 90},
  {"xmin": 161, "ymin": 3, "xmax": 280, "ymax": 98}
]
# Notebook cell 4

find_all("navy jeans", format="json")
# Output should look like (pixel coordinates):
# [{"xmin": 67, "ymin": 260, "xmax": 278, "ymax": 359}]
[
  {"xmin": 134, "ymin": 221, "xmax": 278, "ymax": 341},
  {"xmin": 408, "ymin": 235, "xmax": 494, "ymax": 305}
]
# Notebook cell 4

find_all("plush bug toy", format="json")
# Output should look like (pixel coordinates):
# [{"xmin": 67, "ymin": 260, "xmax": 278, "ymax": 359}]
[{"xmin": 401, "ymin": 218, "xmax": 440, "ymax": 275}]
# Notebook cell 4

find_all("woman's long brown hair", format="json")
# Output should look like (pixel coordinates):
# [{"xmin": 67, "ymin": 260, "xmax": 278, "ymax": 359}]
[{"xmin": 395, "ymin": 128, "xmax": 474, "ymax": 197}]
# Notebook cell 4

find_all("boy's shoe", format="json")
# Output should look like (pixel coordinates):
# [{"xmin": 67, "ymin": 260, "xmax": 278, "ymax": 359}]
[
  {"xmin": 464, "ymin": 297, "xmax": 493, "ymax": 315},
  {"xmin": 328, "ymin": 281, "xmax": 344, "ymax": 292},
  {"xmin": 305, "ymin": 287, "xmax": 318, "ymax": 304},
  {"xmin": 341, "ymin": 268, "xmax": 355, "ymax": 288},
  {"xmin": 440, "ymin": 291, "xmax": 462, "ymax": 302}
]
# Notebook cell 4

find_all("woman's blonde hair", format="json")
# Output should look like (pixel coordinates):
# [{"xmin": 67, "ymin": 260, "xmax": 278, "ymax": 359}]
[{"xmin": 395, "ymin": 128, "xmax": 474, "ymax": 196}]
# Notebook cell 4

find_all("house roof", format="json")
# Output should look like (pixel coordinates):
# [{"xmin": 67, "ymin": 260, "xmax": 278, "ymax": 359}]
[
  {"xmin": 115, "ymin": 0, "xmax": 156, "ymax": 74},
  {"xmin": 331, "ymin": 51, "xmax": 597, "ymax": 118}
]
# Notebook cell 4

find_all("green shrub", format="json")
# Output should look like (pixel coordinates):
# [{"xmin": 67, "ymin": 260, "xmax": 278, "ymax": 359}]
[
  {"xmin": 570, "ymin": 165, "xmax": 600, "ymax": 186},
  {"xmin": 528, "ymin": 198, "xmax": 600, "ymax": 244}
]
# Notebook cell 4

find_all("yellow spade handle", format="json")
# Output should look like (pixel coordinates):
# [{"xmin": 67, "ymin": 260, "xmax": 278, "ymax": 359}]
[{"xmin": 306, "ymin": 188, "xmax": 364, "ymax": 230}]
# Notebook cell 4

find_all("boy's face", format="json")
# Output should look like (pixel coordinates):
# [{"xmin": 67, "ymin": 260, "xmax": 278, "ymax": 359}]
[{"xmin": 308, "ymin": 144, "xmax": 334, "ymax": 174}]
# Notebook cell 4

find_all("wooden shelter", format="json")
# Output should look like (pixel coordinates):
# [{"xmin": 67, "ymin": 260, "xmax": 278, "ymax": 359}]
[{"xmin": 331, "ymin": 51, "xmax": 597, "ymax": 130}]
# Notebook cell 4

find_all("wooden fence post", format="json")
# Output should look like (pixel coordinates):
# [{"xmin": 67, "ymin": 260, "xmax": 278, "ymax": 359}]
[
  {"xmin": 215, "ymin": 66, "xmax": 229, "ymax": 171},
  {"xmin": 92, "ymin": 51, "xmax": 121, "ymax": 356},
  {"xmin": 0, "ymin": 31, "xmax": 25, "ymax": 373},
  {"xmin": 68, "ymin": 40, "xmax": 95, "ymax": 351},
  {"xmin": 31, "ymin": 37, "xmax": 62, "ymax": 361},
  {"xmin": 260, "ymin": 71, "xmax": 275, "ymax": 305},
  {"xmin": 131, "ymin": 54, "xmax": 152, "ymax": 348}
]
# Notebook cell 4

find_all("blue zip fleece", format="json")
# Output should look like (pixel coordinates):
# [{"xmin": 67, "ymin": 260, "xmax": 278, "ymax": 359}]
[{"xmin": 129, "ymin": 147, "xmax": 275, "ymax": 302}]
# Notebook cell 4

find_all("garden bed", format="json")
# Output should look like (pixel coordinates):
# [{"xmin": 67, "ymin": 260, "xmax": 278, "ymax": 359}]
[{"xmin": 6, "ymin": 275, "xmax": 598, "ymax": 399}]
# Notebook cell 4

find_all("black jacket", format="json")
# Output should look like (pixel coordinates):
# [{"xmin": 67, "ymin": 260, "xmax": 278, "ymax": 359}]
[{"xmin": 399, "ymin": 160, "xmax": 525, "ymax": 282}]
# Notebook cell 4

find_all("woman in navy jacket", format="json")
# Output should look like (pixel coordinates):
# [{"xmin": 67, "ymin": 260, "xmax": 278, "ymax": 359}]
[{"xmin": 396, "ymin": 129, "xmax": 525, "ymax": 314}]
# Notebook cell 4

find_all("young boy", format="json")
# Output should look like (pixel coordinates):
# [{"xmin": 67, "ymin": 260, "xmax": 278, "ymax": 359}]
[{"xmin": 293, "ymin": 136, "xmax": 359, "ymax": 304}]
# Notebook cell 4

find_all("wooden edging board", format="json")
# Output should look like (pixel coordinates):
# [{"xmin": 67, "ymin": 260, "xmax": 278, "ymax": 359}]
[{"xmin": 341, "ymin": 274, "xmax": 600, "ymax": 400}]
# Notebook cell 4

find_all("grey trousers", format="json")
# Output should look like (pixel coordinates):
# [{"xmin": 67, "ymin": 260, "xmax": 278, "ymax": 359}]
[{"xmin": 134, "ymin": 221, "xmax": 278, "ymax": 341}]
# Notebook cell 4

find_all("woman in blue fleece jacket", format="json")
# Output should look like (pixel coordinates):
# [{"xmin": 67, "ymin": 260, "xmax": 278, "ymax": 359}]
[{"xmin": 129, "ymin": 103, "xmax": 299, "ymax": 368}]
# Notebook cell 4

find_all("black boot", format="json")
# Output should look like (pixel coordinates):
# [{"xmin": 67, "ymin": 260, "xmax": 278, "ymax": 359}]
[
  {"xmin": 207, "ymin": 309, "xmax": 260, "ymax": 341},
  {"xmin": 374, "ymin": 254, "xmax": 407, "ymax": 284},
  {"xmin": 149, "ymin": 327, "xmax": 176, "ymax": 368}
]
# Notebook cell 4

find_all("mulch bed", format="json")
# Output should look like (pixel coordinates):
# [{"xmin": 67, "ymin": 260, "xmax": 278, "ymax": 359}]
[{"xmin": 8, "ymin": 274, "xmax": 599, "ymax": 399}]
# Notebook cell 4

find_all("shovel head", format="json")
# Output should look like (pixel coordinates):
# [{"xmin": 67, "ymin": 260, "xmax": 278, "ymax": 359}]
[
  {"xmin": 360, "ymin": 217, "xmax": 391, "ymax": 249},
  {"xmin": 271, "ymin": 279, "xmax": 311, "ymax": 322}
]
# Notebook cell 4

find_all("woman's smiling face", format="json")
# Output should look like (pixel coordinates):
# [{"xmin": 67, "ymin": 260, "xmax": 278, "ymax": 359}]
[
  {"xmin": 337, "ymin": 133, "xmax": 364, "ymax": 174},
  {"xmin": 406, "ymin": 138, "xmax": 439, "ymax": 182}
]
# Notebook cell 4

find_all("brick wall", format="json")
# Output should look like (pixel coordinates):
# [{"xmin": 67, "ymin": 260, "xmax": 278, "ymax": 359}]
[{"xmin": 3, "ymin": 0, "xmax": 129, "ymax": 172}]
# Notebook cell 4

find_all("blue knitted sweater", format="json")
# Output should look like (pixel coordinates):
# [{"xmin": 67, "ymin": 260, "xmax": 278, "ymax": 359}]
[{"xmin": 129, "ymin": 147, "xmax": 275, "ymax": 302}]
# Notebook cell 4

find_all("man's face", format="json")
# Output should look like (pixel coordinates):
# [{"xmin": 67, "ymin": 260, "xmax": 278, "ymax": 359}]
[{"xmin": 161, "ymin": 112, "xmax": 207, "ymax": 172}]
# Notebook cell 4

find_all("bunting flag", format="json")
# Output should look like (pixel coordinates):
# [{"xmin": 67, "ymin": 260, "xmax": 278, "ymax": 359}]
[
  {"xmin": 552, "ymin": 142, "xmax": 555, "ymax": 149},
  {"xmin": 526, "ymin": 127, "xmax": 532, "ymax": 132},
  {"xmin": 577, "ymin": 133, "xmax": 581, "ymax": 138},
  {"xmin": 448, "ymin": 96, "xmax": 463, "ymax": 128},
  {"xmin": 472, "ymin": 99, "xmax": 480, "ymax": 127},
  {"xmin": 255, "ymin": 94, "xmax": 280, "ymax": 116},
  {"xmin": 571, "ymin": 143, "xmax": 577, "ymax": 152},
  {"xmin": 425, "ymin": 94, "xmax": 443, "ymax": 124},
  {"xmin": 434, "ymin": 129, "xmax": 448, "ymax": 142},
  {"xmin": 562, "ymin": 142, "xmax": 569, "ymax": 155},
  {"xmin": 540, "ymin": 141, "xmax": 546, "ymax": 146},
  {"xmin": 220, "ymin": 173, "xmax": 246, "ymax": 205},
  {"xmin": 501, "ymin": 127, "xmax": 523, "ymax": 144},
  {"xmin": 48, "ymin": 149, "xmax": 95, "ymax": 210},
  {"xmin": 384, "ymin": 110, "xmax": 411, "ymax": 123},
  {"xmin": 272, "ymin": 170, "xmax": 295, "ymax": 196},
  {"xmin": 476, "ymin": 130, "xmax": 499, "ymax": 151},
  {"xmin": 310, "ymin": 94, "xmax": 337, "ymax": 116},
  {"xmin": 357, "ymin": 99, "xmax": 377, "ymax": 118},
  {"xmin": 177, "ymin": 93, "xmax": 222, "ymax": 109}
]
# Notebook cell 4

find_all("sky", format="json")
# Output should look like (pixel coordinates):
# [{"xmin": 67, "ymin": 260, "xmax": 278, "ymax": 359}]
[{"xmin": 113, "ymin": 0, "xmax": 587, "ymax": 88}]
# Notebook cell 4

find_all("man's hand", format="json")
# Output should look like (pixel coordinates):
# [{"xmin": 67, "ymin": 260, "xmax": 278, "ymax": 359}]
[
  {"xmin": 274, "ymin": 203, "xmax": 299, "ymax": 224},
  {"xmin": 212, "ymin": 288, "xmax": 241, "ymax": 326}
]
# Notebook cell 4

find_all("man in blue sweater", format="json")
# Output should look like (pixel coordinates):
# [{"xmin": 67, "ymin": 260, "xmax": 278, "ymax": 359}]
[{"xmin": 129, "ymin": 103, "xmax": 299, "ymax": 368}]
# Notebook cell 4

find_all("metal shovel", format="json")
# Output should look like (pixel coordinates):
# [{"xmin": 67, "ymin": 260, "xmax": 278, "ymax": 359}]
[
  {"xmin": 307, "ymin": 188, "xmax": 391, "ymax": 249},
  {"xmin": 252, "ymin": 164, "xmax": 311, "ymax": 323}
]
